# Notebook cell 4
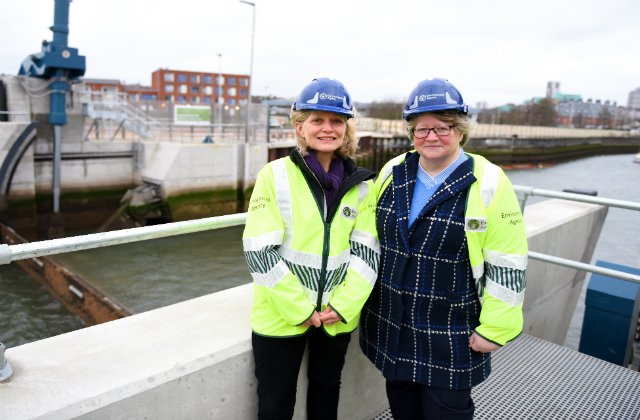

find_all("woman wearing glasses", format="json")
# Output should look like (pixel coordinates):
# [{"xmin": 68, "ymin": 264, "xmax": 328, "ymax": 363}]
[
  {"xmin": 360, "ymin": 78, "xmax": 528, "ymax": 420},
  {"xmin": 244, "ymin": 78, "xmax": 379, "ymax": 420}
]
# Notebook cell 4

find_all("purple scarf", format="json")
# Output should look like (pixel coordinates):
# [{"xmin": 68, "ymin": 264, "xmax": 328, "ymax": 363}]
[{"xmin": 303, "ymin": 150, "xmax": 344, "ymax": 210}]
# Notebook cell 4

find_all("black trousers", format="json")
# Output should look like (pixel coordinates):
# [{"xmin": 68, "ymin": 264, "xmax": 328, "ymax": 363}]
[
  {"xmin": 252, "ymin": 329, "xmax": 352, "ymax": 420},
  {"xmin": 386, "ymin": 379, "xmax": 475, "ymax": 420}
]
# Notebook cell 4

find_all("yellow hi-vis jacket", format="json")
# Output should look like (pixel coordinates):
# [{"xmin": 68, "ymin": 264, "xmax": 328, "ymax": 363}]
[
  {"xmin": 243, "ymin": 151, "xmax": 380, "ymax": 337},
  {"xmin": 377, "ymin": 152, "xmax": 528, "ymax": 346}
]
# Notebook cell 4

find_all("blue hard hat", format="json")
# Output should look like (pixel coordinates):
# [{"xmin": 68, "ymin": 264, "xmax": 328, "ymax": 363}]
[
  {"xmin": 403, "ymin": 78, "xmax": 468, "ymax": 120},
  {"xmin": 292, "ymin": 78, "xmax": 354, "ymax": 118}
]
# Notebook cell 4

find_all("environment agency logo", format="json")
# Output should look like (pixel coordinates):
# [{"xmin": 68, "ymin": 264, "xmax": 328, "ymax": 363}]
[
  {"xmin": 320, "ymin": 93, "xmax": 328, "ymax": 99},
  {"xmin": 465, "ymin": 217, "xmax": 487, "ymax": 232},
  {"xmin": 339, "ymin": 205, "xmax": 356, "ymax": 220}
]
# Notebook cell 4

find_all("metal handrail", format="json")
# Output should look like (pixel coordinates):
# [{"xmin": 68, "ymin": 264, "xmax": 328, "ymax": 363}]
[
  {"xmin": 0, "ymin": 213, "xmax": 247, "ymax": 265},
  {"xmin": 528, "ymin": 252, "xmax": 640, "ymax": 284},
  {"xmin": 512, "ymin": 185, "xmax": 640, "ymax": 212},
  {"xmin": 1, "ymin": 188, "xmax": 639, "ymax": 285}
]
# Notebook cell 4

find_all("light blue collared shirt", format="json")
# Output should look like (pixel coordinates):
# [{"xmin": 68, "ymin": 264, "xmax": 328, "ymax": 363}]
[{"xmin": 408, "ymin": 148, "xmax": 468, "ymax": 227}]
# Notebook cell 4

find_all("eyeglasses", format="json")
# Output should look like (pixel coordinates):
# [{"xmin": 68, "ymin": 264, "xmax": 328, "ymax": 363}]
[{"xmin": 412, "ymin": 124, "xmax": 457, "ymax": 139}]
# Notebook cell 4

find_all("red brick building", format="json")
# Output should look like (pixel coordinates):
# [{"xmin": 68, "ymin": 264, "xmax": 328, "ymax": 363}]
[
  {"xmin": 151, "ymin": 69, "xmax": 249, "ymax": 106},
  {"xmin": 83, "ymin": 68, "xmax": 250, "ymax": 105}
]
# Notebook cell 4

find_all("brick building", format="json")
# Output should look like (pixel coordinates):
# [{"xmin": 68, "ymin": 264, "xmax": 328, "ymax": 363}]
[
  {"xmin": 83, "ymin": 68, "xmax": 250, "ymax": 105},
  {"xmin": 556, "ymin": 99, "xmax": 625, "ymax": 128},
  {"xmin": 151, "ymin": 69, "xmax": 249, "ymax": 105}
]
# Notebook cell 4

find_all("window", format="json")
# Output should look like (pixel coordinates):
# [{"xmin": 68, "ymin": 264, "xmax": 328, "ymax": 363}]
[
  {"xmin": 216, "ymin": 76, "xmax": 225, "ymax": 86},
  {"xmin": 203, "ymin": 97, "xmax": 211, "ymax": 103},
  {"xmin": 191, "ymin": 85, "xmax": 200, "ymax": 94},
  {"xmin": 204, "ymin": 86, "xmax": 213, "ymax": 95},
  {"xmin": 164, "ymin": 95, "xmax": 174, "ymax": 102},
  {"xmin": 228, "ymin": 77, "xmax": 236, "ymax": 86},
  {"xmin": 165, "ymin": 84, "xmax": 174, "ymax": 93},
  {"xmin": 191, "ymin": 96, "xmax": 200, "ymax": 104},
  {"xmin": 102, "ymin": 87, "xmax": 117, "ymax": 93},
  {"xmin": 190, "ymin": 75, "xmax": 200, "ymax": 83},
  {"xmin": 239, "ymin": 89, "xmax": 248, "ymax": 97},
  {"xmin": 217, "ymin": 97, "xmax": 224, "ymax": 104},
  {"xmin": 227, "ymin": 87, "xmax": 236, "ymax": 96},
  {"xmin": 177, "ymin": 95, "xmax": 186, "ymax": 102},
  {"xmin": 178, "ymin": 85, "xmax": 187, "ymax": 94},
  {"xmin": 239, "ymin": 99, "xmax": 247, "ymax": 105},
  {"xmin": 227, "ymin": 98, "xmax": 236, "ymax": 105},
  {"xmin": 141, "ymin": 94, "xmax": 157, "ymax": 101},
  {"xmin": 128, "ymin": 93, "xmax": 139, "ymax": 101},
  {"xmin": 239, "ymin": 78, "xmax": 248, "ymax": 87},
  {"xmin": 203, "ymin": 75, "xmax": 212, "ymax": 84},
  {"xmin": 178, "ymin": 74, "xmax": 187, "ymax": 82},
  {"xmin": 215, "ymin": 87, "xmax": 222, "ymax": 95},
  {"xmin": 164, "ymin": 73, "xmax": 174, "ymax": 82}
]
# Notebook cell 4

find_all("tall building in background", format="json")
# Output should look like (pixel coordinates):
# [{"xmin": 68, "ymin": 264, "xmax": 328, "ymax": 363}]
[
  {"xmin": 546, "ymin": 81, "xmax": 560, "ymax": 99},
  {"xmin": 628, "ymin": 87, "xmax": 640, "ymax": 120}
]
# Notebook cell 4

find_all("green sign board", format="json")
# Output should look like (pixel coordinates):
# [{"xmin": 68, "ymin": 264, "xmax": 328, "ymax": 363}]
[{"xmin": 174, "ymin": 105, "xmax": 211, "ymax": 126}]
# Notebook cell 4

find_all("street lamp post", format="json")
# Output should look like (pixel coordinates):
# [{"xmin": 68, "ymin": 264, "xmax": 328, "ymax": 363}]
[
  {"xmin": 240, "ymin": 0, "xmax": 255, "ymax": 144},
  {"xmin": 215, "ymin": 53, "xmax": 222, "ymax": 130}
]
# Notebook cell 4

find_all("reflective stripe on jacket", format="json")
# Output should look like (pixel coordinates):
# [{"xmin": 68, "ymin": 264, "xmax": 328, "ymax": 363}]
[
  {"xmin": 243, "ymin": 151, "xmax": 380, "ymax": 337},
  {"xmin": 376, "ymin": 151, "xmax": 527, "ymax": 345}
]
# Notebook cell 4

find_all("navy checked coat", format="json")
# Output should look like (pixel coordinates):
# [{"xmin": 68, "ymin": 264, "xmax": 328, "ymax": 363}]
[{"xmin": 359, "ymin": 152, "xmax": 491, "ymax": 389}]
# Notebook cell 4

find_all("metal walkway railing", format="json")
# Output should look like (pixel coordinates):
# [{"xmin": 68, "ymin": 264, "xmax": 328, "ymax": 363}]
[{"xmin": 2, "ymin": 187, "xmax": 639, "ymax": 285}]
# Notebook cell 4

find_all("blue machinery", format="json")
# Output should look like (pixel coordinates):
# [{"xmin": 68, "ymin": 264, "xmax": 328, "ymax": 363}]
[{"xmin": 18, "ymin": 0, "xmax": 86, "ymax": 215}]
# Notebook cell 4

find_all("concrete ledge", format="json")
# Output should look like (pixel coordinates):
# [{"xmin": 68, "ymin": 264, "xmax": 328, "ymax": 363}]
[
  {"xmin": 2, "ymin": 283, "xmax": 387, "ymax": 420},
  {"xmin": 0, "ymin": 198, "xmax": 607, "ymax": 419}
]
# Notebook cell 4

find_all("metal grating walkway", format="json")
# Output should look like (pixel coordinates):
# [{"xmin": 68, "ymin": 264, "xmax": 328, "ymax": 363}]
[{"xmin": 372, "ymin": 334, "xmax": 640, "ymax": 419}]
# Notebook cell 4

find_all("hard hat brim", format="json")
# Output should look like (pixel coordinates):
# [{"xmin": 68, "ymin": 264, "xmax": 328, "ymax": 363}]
[
  {"xmin": 293, "ymin": 103, "xmax": 355, "ymax": 118},
  {"xmin": 403, "ymin": 104, "xmax": 468, "ymax": 120}
]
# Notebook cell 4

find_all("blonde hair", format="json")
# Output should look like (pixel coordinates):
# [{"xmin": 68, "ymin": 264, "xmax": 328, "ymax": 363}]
[
  {"xmin": 290, "ymin": 108, "xmax": 359, "ymax": 159},
  {"xmin": 405, "ymin": 110, "xmax": 476, "ymax": 147}
]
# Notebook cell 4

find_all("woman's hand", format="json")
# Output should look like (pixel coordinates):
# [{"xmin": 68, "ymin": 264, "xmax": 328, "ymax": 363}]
[
  {"xmin": 318, "ymin": 307, "xmax": 342, "ymax": 326},
  {"xmin": 468, "ymin": 332, "xmax": 500, "ymax": 353},
  {"xmin": 301, "ymin": 312, "xmax": 322, "ymax": 328}
]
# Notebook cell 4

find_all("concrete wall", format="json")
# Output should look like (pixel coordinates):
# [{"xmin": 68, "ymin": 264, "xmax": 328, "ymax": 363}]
[
  {"xmin": 0, "ymin": 198, "xmax": 607, "ymax": 419},
  {"xmin": 142, "ymin": 141, "xmax": 239, "ymax": 197},
  {"xmin": 140, "ymin": 141, "xmax": 268, "ymax": 198},
  {"xmin": 34, "ymin": 141, "xmax": 136, "ymax": 193},
  {"xmin": 522, "ymin": 199, "xmax": 607, "ymax": 345}
]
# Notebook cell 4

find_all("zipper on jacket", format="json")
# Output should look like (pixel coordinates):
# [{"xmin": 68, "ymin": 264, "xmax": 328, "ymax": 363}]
[
  {"xmin": 289, "ymin": 150, "xmax": 373, "ymax": 310},
  {"xmin": 293, "ymin": 156, "xmax": 333, "ymax": 310},
  {"xmin": 317, "ymin": 222, "xmax": 331, "ymax": 310}
]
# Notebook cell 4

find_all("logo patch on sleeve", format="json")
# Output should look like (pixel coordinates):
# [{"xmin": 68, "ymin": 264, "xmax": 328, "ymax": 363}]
[
  {"xmin": 465, "ymin": 217, "xmax": 487, "ymax": 232},
  {"xmin": 339, "ymin": 205, "xmax": 357, "ymax": 220}
]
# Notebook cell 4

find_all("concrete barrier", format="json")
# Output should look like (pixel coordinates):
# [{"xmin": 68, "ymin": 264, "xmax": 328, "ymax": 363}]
[
  {"xmin": 523, "ymin": 199, "xmax": 607, "ymax": 345},
  {"xmin": 0, "ymin": 198, "xmax": 607, "ymax": 419}
]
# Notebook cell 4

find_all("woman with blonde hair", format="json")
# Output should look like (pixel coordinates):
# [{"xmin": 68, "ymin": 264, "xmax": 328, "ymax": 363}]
[{"xmin": 243, "ymin": 78, "xmax": 379, "ymax": 420}]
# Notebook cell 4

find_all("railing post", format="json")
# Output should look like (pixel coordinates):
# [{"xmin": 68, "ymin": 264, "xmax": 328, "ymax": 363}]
[
  {"xmin": 0, "ymin": 342, "xmax": 13, "ymax": 383},
  {"xmin": 515, "ymin": 187, "xmax": 533, "ymax": 213}
]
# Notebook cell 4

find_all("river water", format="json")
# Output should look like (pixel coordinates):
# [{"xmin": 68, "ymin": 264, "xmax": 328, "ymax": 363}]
[{"xmin": 1, "ymin": 153, "xmax": 639, "ymax": 349}]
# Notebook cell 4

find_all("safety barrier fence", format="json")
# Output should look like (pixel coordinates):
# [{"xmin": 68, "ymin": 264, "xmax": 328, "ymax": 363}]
[{"xmin": 0, "ymin": 187, "xmax": 639, "ymax": 285}]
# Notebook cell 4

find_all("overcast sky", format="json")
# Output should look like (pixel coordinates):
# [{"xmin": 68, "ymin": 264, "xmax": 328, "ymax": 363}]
[{"xmin": 2, "ymin": 0, "xmax": 639, "ymax": 108}]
